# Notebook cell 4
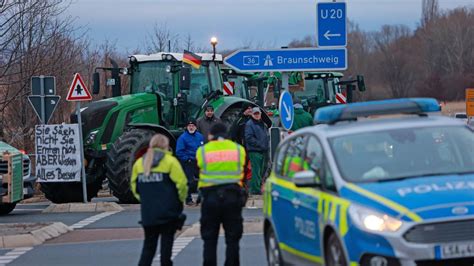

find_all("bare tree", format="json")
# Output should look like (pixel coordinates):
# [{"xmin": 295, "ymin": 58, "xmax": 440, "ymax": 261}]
[
  {"xmin": 146, "ymin": 22, "xmax": 180, "ymax": 53},
  {"xmin": 422, "ymin": 0, "xmax": 439, "ymax": 27},
  {"xmin": 288, "ymin": 35, "xmax": 315, "ymax": 48},
  {"xmin": 372, "ymin": 25, "xmax": 419, "ymax": 98},
  {"xmin": 0, "ymin": 0, "xmax": 91, "ymax": 150}
]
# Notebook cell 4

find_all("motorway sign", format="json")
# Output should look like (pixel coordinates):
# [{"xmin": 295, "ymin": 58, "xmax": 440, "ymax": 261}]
[
  {"xmin": 224, "ymin": 48, "xmax": 347, "ymax": 72},
  {"xmin": 28, "ymin": 95, "xmax": 60, "ymax": 124},
  {"xmin": 279, "ymin": 91, "xmax": 294, "ymax": 130},
  {"xmin": 317, "ymin": 2, "xmax": 347, "ymax": 47},
  {"xmin": 32, "ymin": 76, "xmax": 56, "ymax": 95},
  {"xmin": 66, "ymin": 73, "xmax": 92, "ymax": 101}
]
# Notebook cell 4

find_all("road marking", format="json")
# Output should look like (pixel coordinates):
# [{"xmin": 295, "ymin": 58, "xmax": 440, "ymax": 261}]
[
  {"xmin": 69, "ymin": 211, "xmax": 120, "ymax": 229},
  {"xmin": 152, "ymin": 236, "xmax": 194, "ymax": 265},
  {"xmin": 0, "ymin": 247, "xmax": 33, "ymax": 265},
  {"xmin": 12, "ymin": 208, "xmax": 45, "ymax": 212}
]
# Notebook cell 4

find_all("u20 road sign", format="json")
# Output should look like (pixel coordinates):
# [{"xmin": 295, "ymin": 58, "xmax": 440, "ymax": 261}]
[
  {"xmin": 317, "ymin": 2, "xmax": 347, "ymax": 47},
  {"xmin": 224, "ymin": 47, "xmax": 347, "ymax": 72}
]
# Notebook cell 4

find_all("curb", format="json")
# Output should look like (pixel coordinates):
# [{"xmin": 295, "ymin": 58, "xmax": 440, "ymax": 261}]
[
  {"xmin": 0, "ymin": 222, "xmax": 71, "ymax": 248},
  {"xmin": 43, "ymin": 202, "xmax": 124, "ymax": 213}
]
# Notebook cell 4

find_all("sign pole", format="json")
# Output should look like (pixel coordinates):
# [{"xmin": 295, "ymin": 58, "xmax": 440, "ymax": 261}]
[
  {"xmin": 40, "ymin": 75, "xmax": 45, "ymax": 124},
  {"xmin": 76, "ymin": 102, "xmax": 88, "ymax": 203},
  {"xmin": 282, "ymin": 72, "xmax": 289, "ymax": 91}
]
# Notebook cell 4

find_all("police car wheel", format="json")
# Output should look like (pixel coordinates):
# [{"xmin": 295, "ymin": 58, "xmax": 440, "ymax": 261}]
[
  {"xmin": 266, "ymin": 227, "xmax": 284, "ymax": 266},
  {"xmin": 325, "ymin": 233, "xmax": 347, "ymax": 266}
]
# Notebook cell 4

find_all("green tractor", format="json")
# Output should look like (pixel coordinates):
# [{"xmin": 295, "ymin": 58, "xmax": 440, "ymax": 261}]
[
  {"xmin": 221, "ymin": 68, "xmax": 366, "ymax": 115},
  {"xmin": 41, "ymin": 52, "xmax": 268, "ymax": 203}
]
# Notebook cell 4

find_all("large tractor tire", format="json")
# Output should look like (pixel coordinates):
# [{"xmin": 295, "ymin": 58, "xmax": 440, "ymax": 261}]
[
  {"xmin": 105, "ymin": 128, "xmax": 156, "ymax": 204},
  {"xmin": 40, "ymin": 179, "xmax": 102, "ymax": 203},
  {"xmin": 220, "ymin": 106, "xmax": 242, "ymax": 128},
  {"xmin": 0, "ymin": 203, "xmax": 17, "ymax": 215}
]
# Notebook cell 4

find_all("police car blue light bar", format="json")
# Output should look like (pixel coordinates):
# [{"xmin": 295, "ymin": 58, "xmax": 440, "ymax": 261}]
[{"xmin": 314, "ymin": 98, "xmax": 441, "ymax": 124}]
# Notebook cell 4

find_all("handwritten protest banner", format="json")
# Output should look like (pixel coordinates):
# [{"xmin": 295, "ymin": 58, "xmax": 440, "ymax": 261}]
[{"xmin": 35, "ymin": 124, "xmax": 81, "ymax": 182}]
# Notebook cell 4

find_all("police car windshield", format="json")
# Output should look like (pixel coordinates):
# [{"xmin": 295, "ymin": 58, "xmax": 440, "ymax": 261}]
[{"xmin": 329, "ymin": 126, "xmax": 474, "ymax": 183}]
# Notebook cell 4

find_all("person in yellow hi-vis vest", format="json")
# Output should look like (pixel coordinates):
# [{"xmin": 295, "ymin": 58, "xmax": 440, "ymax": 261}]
[
  {"xmin": 131, "ymin": 134, "xmax": 188, "ymax": 266},
  {"xmin": 196, "ymin": 123, "xmax": 247, "ymax": 266}
]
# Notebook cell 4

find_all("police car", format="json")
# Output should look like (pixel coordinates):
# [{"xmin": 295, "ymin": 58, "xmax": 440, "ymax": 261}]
[{"xmin": 263, "ymin": 98, "xmax": 474, "ymax": 266}]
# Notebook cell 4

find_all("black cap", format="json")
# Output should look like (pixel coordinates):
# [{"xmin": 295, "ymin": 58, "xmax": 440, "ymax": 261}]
[
  {"xmin": 210, "ymin": 123, "xmax": 228, "ymax": 138},
  {"xmin": 205, "ymin": 104, "xmax": 214, "ymax": 111},
  {"xmin": 187, "ymin": 118, "xmax": 197, "ymax": 126}
]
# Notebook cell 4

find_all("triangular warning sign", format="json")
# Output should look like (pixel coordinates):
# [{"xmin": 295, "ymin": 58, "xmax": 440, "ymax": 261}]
[{"xmin": 66, "ymin": 73, "xmax": 92, "ymax": 101}]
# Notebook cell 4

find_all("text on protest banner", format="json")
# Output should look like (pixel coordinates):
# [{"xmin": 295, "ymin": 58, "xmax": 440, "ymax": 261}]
[{"xmin": 35, "ymin": 124, "xmax": 81, "ymax": 182}]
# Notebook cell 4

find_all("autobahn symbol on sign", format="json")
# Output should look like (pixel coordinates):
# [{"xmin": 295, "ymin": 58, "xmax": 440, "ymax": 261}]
[
  {"xmin": 224, "ymin": 48, "xmax": 347, "ymax": 72},
  {"xmin": 317, "ymin": 2, "xmax": 347, "ymax": 47}
]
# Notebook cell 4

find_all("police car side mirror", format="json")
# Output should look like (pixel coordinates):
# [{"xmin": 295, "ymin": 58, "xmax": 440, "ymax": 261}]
[{"xmin": 294, "ymin": 170, "xmax": 321, "ymax": 188}]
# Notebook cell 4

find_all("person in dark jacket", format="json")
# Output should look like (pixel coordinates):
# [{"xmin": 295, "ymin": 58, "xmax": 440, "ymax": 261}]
[
  {"xmin": 244, "ymin": 107, "xmax": 269, "ymax": 195},
  {"xmin": 131, "ymin": 134, "xmax": 188, "ymax": 266},
  {"xmin": 176, "ymin": 118, "xmax": 204, "ymax": 205},
  {"xmin": 291, "ymin": 103, "xmax": 313, "ymax": 131},
  {"xmin": 197, "ymin": 105, "xmax": 222, "ymax": 142},
  {"xmin": 230, "ymin": 102, "xmax": 253, "ymax": 146}
]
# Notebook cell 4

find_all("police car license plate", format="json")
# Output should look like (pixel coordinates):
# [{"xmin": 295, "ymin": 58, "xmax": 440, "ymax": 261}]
[{"xmin": 438, "ymin": 242, "xmax": 474, "ymax": 259}]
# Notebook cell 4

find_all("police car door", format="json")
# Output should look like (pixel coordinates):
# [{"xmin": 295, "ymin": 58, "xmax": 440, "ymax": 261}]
[
  {"xmin": 295, "ymin": 136, "xmax": 325, "ymax": 262},
  {"xmin": 291, "ymin": 135, "xmax": 324, "ymax": 263},
  {"xmin": 271, "ymin": 135, "xmax": 307, "ymax": 258}
]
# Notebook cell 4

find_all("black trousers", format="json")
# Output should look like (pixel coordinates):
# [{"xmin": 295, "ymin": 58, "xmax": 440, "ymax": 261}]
[
  {"xmin": 138, "ymin": 221, "xmax": 177, "ymax": 266},
  {"xmin": 181, "ymin": 159, "xmax": 200, "ymax": 202},
  {"xmin": 200, "ymin": 185, "xmax": 244, "ymax": 266}
]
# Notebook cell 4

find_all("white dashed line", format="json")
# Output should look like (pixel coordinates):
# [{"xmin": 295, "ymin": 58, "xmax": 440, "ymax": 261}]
[
  {"xmin": 69, "ymin": 211, "xmax": 120, "ymax": 229},
  {"xmin": 0, "ymin": 247, "xmax": 33, "ymax": 265},
  {"xmin": 152, "ymin": 236, "xmax": 194, "ymax": 265}
]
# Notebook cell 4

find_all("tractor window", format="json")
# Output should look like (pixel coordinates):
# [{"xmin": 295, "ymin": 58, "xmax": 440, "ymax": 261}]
[
  {"xmin": 327, "ymin": 78, "xmax": 338, "ymax": 102},
  {"xmin": 130, "ymin": 62, "xmax": 173, "ymax": 97},
  {"xmin": 208, "ymin": 62, "xmax": 223, "ymax": 93},
  {"xmin": 130, "ymin": 62, "xmax": 175, "ymax": 125},
  {"xmin": 300, "ymin": 79, "xmax": 326, "ymax": 104},
  {"xmin": 185, "ymin": 66, "xmax": 211, "ymax": 116}
]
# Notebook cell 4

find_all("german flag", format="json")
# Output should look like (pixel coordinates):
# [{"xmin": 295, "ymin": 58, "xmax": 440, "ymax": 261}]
[{"xmin": 183, "ymin": 50, "xmax": 202, "ymax": 69}]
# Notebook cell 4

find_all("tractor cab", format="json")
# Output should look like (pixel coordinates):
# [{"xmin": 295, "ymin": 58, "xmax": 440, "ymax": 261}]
[{"xmin": 94, "ymin": 52, "xmax": 224, "ymax": 129}]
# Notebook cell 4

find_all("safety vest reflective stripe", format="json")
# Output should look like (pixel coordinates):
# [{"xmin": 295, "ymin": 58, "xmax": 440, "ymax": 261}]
[
  {"xmin": 198, "ymin": 140, "xmax": 244, "ymax": 188},
  {"xmin": 201, "ymin": 143, "xmax": 242, "ymax": 176}
]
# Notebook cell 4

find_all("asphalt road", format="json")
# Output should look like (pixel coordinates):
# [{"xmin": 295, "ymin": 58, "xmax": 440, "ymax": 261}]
[
  {"xmin": 0, "ymin": 201, "xmax": 267, "ymax": 266},
  {"xmin": 5, "ymin": 234, "xmax": 266, "ymax": 266}
]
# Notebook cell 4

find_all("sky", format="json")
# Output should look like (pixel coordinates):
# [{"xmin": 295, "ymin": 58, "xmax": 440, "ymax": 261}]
[{"xmin": 64, "ymin": 0, "xmax": 474, "ymax": 53}]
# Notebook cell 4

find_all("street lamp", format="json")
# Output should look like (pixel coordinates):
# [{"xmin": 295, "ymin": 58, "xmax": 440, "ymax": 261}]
[{"xmin": 210, "ymin": 37, "xmax": 218, "ymax": 60}]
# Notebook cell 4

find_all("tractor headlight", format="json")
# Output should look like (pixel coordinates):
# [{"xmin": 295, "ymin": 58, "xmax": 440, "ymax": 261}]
[
  {"xmin": 349, "ymin": 204, "xmax": 403, "ymax": 233},
  {"xmin": 85, "ymin": 130, "xmax": 99, "ymax": 145}
]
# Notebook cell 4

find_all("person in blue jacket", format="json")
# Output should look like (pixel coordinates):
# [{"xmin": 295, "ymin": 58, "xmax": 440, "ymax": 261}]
[
  {"xmin": 244, "ymin": 107, "xmax": 269, "ymax": 195},
  {"xmin": 176, "ymin": 118, "xmax": 204, "ymax": 205}
]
